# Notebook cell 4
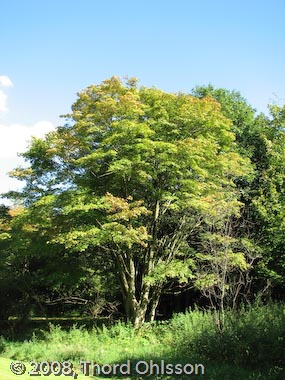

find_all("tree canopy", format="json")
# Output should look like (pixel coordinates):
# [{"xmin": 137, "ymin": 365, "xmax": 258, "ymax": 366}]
[{"xmin": 2, "ymin": 77, "xmax": 285, "ymax": 329}]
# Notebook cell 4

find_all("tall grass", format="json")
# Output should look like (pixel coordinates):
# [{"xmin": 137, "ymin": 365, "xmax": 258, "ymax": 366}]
[{"xmin": 1, "ymin": 302, "xmax": 284, "ymax": 379}]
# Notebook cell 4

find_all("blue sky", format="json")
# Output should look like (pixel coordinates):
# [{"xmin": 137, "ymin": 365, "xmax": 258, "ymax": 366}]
[{"xmin": 1, "ymin": 0, "xmax": 285, "ymax": 198}]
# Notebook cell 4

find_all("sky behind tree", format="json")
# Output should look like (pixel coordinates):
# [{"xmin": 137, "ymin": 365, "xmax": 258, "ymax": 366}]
[{"xmin": 1, "ymin": 0, "xmax": 285, "ymax": 198}]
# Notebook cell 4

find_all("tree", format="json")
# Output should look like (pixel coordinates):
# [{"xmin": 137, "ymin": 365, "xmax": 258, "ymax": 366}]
[
  {"xmin": 249, "ymin": 105, "xmax": 285, "ymax": 291},
  {"xmin": 192, "ymin": 85, "xmax": 285, "ymax": 297},
  {"xmin": 0, "ymin": 200, "xmax": 119, "ymax": 323},
  {"xmin": 191, "ymin": 84, "xmax": 256, "ymax": 153},
  {"xmin": 195, "ymin": 208, "xmax": 261, "ymax": 330},
  {"xmin": 9, "ymin": 77, "xmax": 251, "ymax": 327}
]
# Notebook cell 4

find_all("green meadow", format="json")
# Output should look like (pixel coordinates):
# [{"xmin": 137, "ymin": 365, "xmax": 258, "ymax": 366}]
[{"xmin": 1, "ymin": 303, "xmax": 284, "ymax": 380}]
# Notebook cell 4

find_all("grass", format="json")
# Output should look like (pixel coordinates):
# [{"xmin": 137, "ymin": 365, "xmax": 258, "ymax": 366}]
[
  {"xmin": 0, "ymin": 356, "xmax": 94, "ymax": 379},
  {"xmin": 1, "ymin": 302, "xmax": 284, "ymax": 379},
  {"xmin": 0, "ymin": 357, "xmax": 93, "ymax": 380}
]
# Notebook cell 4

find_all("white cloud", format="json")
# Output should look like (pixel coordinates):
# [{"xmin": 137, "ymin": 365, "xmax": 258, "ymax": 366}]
[
  {"xmin": 0, "ymin": 75, "xmax": 13, "ymax": 88},
  {"xmin": 0, "ymin": 77, "xmax": 56, "ymax": 200},
  {"xmin": 0, "ymin": 120, "xmax": 55, "ymax": 159},
  {"xmin": 0, "ymin": 121, "xmax": 55, "ymax": 197}
]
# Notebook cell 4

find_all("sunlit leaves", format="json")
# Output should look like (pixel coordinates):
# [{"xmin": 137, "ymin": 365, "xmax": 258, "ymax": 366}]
[
  {"xmin": 145, "ymin": 259, "xmax": 195, "ymax": 285},
  {"xmin": 3, "ymin": 76, "xmax": 255, "ymax": 324}
]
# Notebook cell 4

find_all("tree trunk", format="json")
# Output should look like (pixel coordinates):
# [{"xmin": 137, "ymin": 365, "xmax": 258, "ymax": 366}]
[
  {"xmin": 147, "ymin": 287, "xmax": 161, "ymax": 322},
  {"xmin": 115, "ymin": 199, "xmax": 163, "ymax": 328}
]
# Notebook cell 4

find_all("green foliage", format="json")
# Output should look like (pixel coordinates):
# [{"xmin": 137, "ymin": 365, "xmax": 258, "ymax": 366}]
[
  {"xmin": 4, "ymin": 76, "xmax": 252, "ymax": 326},
  {"xmin": 191, "ymin": 85, "xmax": 256, "ymax": 154},
  {"xmin": 192, "ymin": 85, "xmax": 285, "ymax": 294},
  {"xmin": 0, "ymin": 201, "xmax": 118, "ymax": 321},
  {"xmin": 247, "ymin": 105, "xmax": 285, "ymax": 286},
  {"xmin": 190, "ymin": 302, "xmax": 285, "ymax": 371},
  {"xmin": 3, "ymin": 77, "xmax": 285, "ymax": 327},
  {"xmin": 145, "ymin": 258, "xmax": 195, "ymax": 285}
]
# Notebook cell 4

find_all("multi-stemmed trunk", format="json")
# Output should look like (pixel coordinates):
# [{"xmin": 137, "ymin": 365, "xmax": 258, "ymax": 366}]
[{"xmin": 115, "ymin": 200, "xmax": 162, "ymax": 328}]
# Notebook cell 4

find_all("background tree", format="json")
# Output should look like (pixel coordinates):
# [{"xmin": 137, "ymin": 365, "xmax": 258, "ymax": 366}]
[
  {"xmin": 192, "ymin": 86, "xmax": 285, "ymax": 297},
  {"xmin": 249, "ymin": 105, "xmax": 285, "ymax": 293},
  {"xmin": 194, "ymin": 206, "xmax": 261, "ymax": 330}
]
